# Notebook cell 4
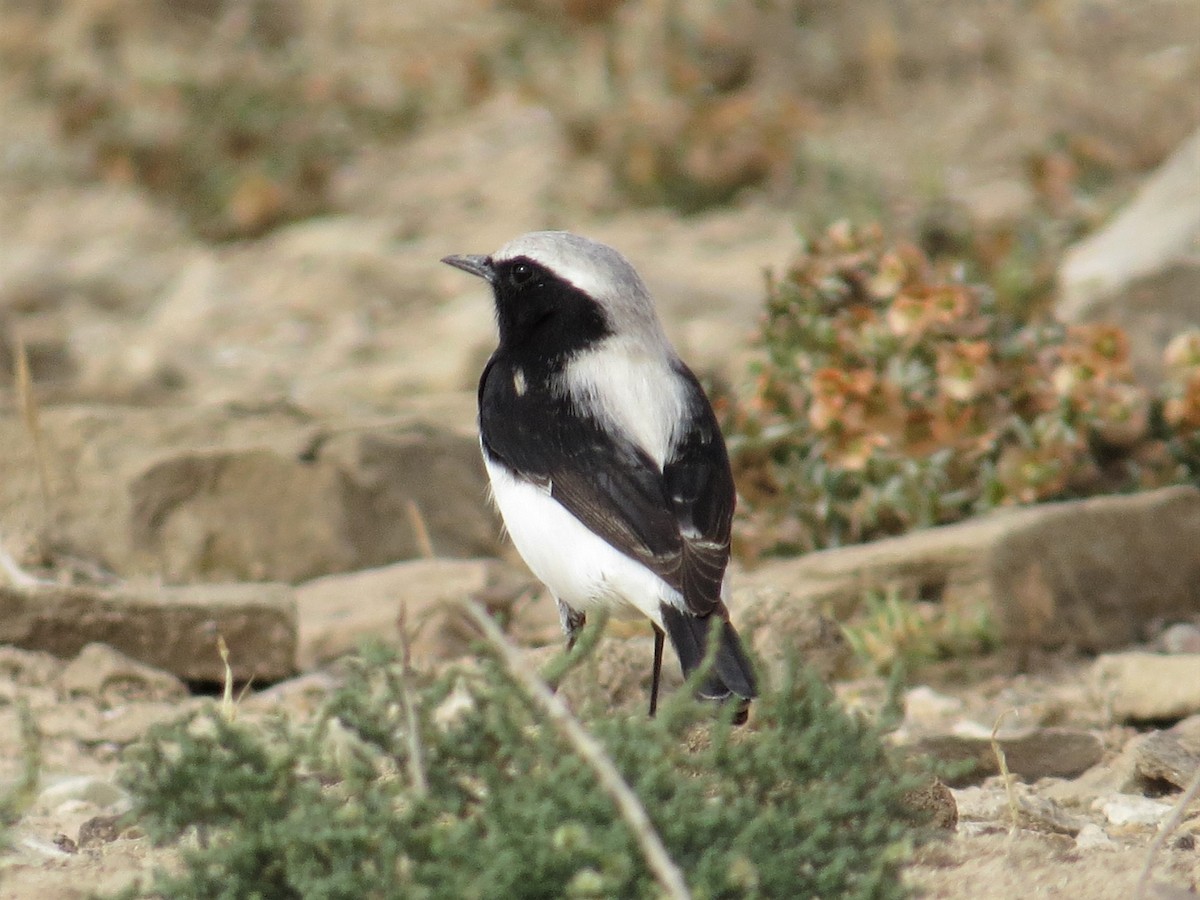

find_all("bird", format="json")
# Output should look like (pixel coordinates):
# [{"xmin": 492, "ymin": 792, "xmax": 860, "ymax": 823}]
[{"xmin": 442, "ymin": 231, "xmax": 757, "ymax": 722}]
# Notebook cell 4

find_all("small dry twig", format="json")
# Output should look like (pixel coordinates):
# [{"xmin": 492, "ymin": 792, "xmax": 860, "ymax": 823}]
[
  {"xmin": 461, "ymin": 599, "xmax": 692, "ymax": 900},
  {"xmin": 990, "ymin": 708, "xmax": 1020, "ymax": 840},
  {"xmin": 405, "ymin": 499, "xmax": 435, "ymax": 559},
  {"xmin": 218, "ymin": 635, "xmax": 236, "ymax": 721},
  {"xmin": 216, "ymin": 634, "xmax": 252, "ymax": 721},
  {"xmin": 396, "ymin": 602, "xmax": 429, "ymax": 797},
  {"xmin": 1134, "ymin": 764, "xmax": 1200, "ymax": 900},
  {"xmin": 14, "ymin": 336, "xmax": 53, "ymax": 516}
]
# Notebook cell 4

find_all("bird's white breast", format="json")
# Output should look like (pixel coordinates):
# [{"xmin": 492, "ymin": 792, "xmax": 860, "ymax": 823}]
[
  {"xmin": 484, "ymin": 456, "xmax": 681, "ymax": 626},
  {"xmin": 560, "ymin": 338, "xmax": 690, "ymax": 468}
]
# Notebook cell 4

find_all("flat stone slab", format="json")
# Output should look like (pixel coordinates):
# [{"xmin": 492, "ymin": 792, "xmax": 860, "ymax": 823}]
[
  {"xmin": 0, "ymin": 580, "xmax": 296, "ymax": 682},
  {"xmin": 736, "ymin": 486, "xmax": 1200, "ymax": 652},
  {"xmin": 1094, "ymin": 652, "xmax": 1200, "ymax": 723}
]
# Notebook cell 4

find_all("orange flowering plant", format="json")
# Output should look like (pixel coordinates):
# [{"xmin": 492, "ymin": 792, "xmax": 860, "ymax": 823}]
[{"xmin": 724, "ymin": 222, "xmax": 1200, "ymax": 558}]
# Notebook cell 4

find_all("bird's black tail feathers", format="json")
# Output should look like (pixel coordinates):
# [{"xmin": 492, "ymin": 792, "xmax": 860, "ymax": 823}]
[{"xmin": 660, "ymin": 605, "xmax": 758, "ymax": 718}]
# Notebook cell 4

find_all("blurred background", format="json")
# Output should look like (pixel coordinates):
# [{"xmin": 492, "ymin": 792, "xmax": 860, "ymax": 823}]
[
  {"xmin": 1, "ymin": 5, "xmax": 1200, "ymax": 894},
  {"xmin": 1, "ymin": 0, "xmax": 1197, "ymax": 584}
]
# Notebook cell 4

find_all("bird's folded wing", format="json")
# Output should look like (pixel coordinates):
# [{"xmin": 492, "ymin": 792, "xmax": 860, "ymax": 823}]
[{"xmin": 547, "ymin": 430, "xmax": 733, "ymax": 618}]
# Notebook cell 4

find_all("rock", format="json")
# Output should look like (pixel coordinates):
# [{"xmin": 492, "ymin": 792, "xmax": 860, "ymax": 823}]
[
  {"xmin": 296, "ymin": 558, "xmax": 522, "ymax": 668},
  {"xmin": 55, "ymin": 642, "xmax": 187, "ymax": 704},
  {"xmin": 909, "ymin": 728, "xmax": 1104, "ymax": 786},
  {"xmin": 950, "ymin": 780, "xmax": 1085, "ymax": 835},
  {"xmin": 1101, "ymin": 794, "xmax": 1174, "ymax": 827},
  {"xmin": 0, "ymin": 645, "xmax": 64, "ymax": 685},
  {"xmin": 1042, "ymin": 734, "xmax": 1143, "ymax": 807},
  {"xmin": 241, "ymin": 671, "xmax": 339, "ymax": 718},
  {"xmin": 77, "ymin": 814, "xmax": 128, "ymax": 848},
  {"xmin": 130, "ymin": 446, "xmax": 358, "ymax": 583},
  {"xmin": 315, "ymin": 424, "xmax": 498, "ymax": 563},
  {"xmin": 738, "ymin": 486, "xmax": 1200, "ymax": 653},
  {"xmin": 0, "ymin": 399, "xmax": 488, "ymax": 584},
  {"xmin": 1095, "ymin": 653, "xmax": 1200, "ymax": 723},
  {"xmin": 129, "ymin": 423, "xmax": 496, "ymax": 584},
  {"xmin": 0, "ymin": 403, "xmax": 319, "ymax": 580},
  {"xmin": 549, "ymin": 634, "xmax": 684, "ymax": 716},
  {"xmin": 1075, "ymin": 822, "xmax": 1116, "ymax": 850},
  {"xmin": 902, "ymin": 686, "xmax": 965, "ymax": 730},
  {"xmin": 1158, "ymin": 623, "xmax": 1200, "ymax": 655},
  {"xmin": 737, "ymin": 585, "xmax": 855, "ymax": 681},
  {"xmin": 950, "ymin": 783, "xmax": 1009, "ymax": 825},
  {"xmin": 1057, "ymin": 128, "xmax": 1200, "ymax": 384},
  {"xmin": 0, "ymin": 580, "xmax": 296, "ymax": 682},
  {"xmin": 1134, "ymin": 728, "xmax": 1200, "ymax": 789},
  {"xmin": 904, "ymin": 778, "xmax": 959, "ymax": 830},
  {"xmin": 36, "ymin": 776, "xmax": 128, "ymax": 813},
  {"xmin": 1015, "ymin": 792, "xmax": 1089, "ymax": 836}
]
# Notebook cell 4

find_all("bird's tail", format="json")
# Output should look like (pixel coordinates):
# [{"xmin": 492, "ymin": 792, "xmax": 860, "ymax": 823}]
[{"xmin": 660, "ymin": 605, "xmax": 758, "ymax": 720}]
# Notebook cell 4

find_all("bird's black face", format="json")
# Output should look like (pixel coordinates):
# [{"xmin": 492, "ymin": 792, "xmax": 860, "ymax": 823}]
[{"xmin": 443, "ymin": 253, "xmax": 612, "ymax": 366}]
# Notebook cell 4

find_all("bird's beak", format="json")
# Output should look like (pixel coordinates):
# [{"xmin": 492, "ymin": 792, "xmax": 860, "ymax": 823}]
[{"xmin": 441, "ymin": 254, "xmax": 496, "ymax": 284}]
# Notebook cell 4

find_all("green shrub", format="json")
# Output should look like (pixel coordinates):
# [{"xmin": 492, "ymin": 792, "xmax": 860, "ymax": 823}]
[
  {"xmin": 725, "ymin": 222, "xmax": 1200, "ymax": 557},
  {"xmin": 842, "ymin": 587, "xmax": 999, "ymax": 678},
  {"xmin": 53, "ymin": 65, "xmax": 353, "ymax": 240},
  {"xmin": 0, "ymin": 701, "xmax": 39, "ymax": 855},
  {"xmin": 115, "ymin": 640, "xmax": 922, "ymax": 899}
]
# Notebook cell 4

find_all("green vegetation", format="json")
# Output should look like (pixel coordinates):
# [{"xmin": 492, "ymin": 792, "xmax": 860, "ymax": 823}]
[
  {"xmin": 842, "ymin": 587, "xmax": 998, "ymax": 678},
  {"xmin": 0, "ymin": 702, "xmax": 40, "ymax": 855},
  {"xmin": 53, "ymin": 67, "xmax": 353, "ymax": 240},
  {"xmin": 725, "ymin": 222, "xmax": 1200, "ymax": 558},
  {"xmin": 114, "ymin": 636, "xmax": 924, "ymax": 899}
]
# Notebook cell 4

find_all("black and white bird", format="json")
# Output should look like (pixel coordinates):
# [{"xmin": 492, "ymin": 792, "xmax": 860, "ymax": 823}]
[{"xmin": 442, "ymin": 231, "xmax": 757, "ymax": 721}]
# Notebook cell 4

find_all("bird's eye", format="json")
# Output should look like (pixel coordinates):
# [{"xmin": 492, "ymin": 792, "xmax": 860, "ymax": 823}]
[{"xmin": 510, "ymin": 263, "xmax": 535, "ymax": 285}]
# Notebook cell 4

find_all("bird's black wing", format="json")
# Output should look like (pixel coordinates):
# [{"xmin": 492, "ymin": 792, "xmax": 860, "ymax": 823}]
[{"xmin": 479, "ymin": 355, "xmax": 734, "ymax": 617}]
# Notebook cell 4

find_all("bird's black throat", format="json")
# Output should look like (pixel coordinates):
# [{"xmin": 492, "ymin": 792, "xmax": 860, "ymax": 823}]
[{"xmin": 488, "ymin": 256, "xmax": 612, "ymax": 369}]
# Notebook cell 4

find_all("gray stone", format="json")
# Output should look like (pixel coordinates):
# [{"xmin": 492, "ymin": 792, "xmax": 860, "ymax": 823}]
[
  {"xmin": 1135, "ymin": 729, "xmax": 1200, "ymax": 790},
  {"xmin": 0, "ymin": 580, "xmax": 296, "ymax": 682},
  {"xmin": 1057, "ymin": 128, "xmax": 1200, "ymax": 383},
  {"xmin": 36, "ymin": 776, "xmax": 128, "ymax": 813},
  {"xmin": 736, "ymin": 585, "xmax": 855, "ymax": 681},
  {"xmin": 1100, "ymin": 793, "xmax": 1173, "ymax": 827},
  {"xmin": 129, "ymin": 422, "xmax": 497, "ymax": 584},
  {"xmin": 315, "ymin": 424, "xmax": 499, "ymax": 563},
  {"xmin": 1095, "ymin": 653, "xmax": 1200, "ymax": 723},
  {"xmin": 130, "ymin": 446, "xmax": 364, "ymax": 583},
  {"xmin": 0, "ymin": 399, "xmax": 490, "ymax": 585},
  {"xmin": 908, "ymin": 728, "xmax": 1104, "ymax": 786},
  {"xmin": 296, "ymin": 558, "xmax": 516, "ymax": 668},
  {"xmin": 1075, "ymin": 823, "xmax": 1116, "ymax": 850},
  {"xmin": 55, "ymin": 642, "xmax": 187, "ymax": 703},
  {"xmin": 737, "ymin": 486, "xmax": 1200, "ymax": 652}
]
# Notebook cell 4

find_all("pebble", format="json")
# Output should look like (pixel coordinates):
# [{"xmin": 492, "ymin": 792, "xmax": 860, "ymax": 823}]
[
  {"xmin": 1074, "ymin": 822, "xmax": 1116, "ymax": 850},
  {"xmin": 1100, "ymin": 794, "xmax": 1174, "ymax": 827},
  {"xmin": 36, "ymin": 775, "xmax": 129, "ymax": 812},
  {"xmin": 903, "ymin": 686, "xmax": 964, "ymax": 727},
  {"xmin": 1159, "ymin": 623, "xmax": 1200, "ymax": 655}
]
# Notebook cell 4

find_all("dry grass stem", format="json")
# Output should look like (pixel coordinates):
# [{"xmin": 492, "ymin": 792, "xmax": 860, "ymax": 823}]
[
  {"xmin": 396, "ymin": 602, "xmax": 429, "ymax": 797},
  {"xmin": 991, "ymin": 708, "xmax": 1020, "ymax": 840},
  {"xmin": 405, "ymin": 499, "xmax": 436, "ymax": 559},
  {"xmin": 218, "ymin": 635, "xmax": 236, "ymax": 721},
  {"xmin": 14, "ymin": 336, "xmax": 52, "ymax": 517},
  {"xmin": 461, "ymin": 599, "xmax": 692, "ymax": 900}
]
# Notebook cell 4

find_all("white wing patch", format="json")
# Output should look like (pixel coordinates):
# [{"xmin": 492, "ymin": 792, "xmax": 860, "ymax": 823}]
[{"xmin": 560, "ymin": 337, "xmax": 691, "ymax": 468}]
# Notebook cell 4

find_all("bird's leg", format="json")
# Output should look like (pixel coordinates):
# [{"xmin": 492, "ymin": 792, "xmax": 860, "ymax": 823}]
[
  {"xmin": 556, "ymin": 597, "xmax": 586, "ymax": 652},
  {"xmin": 649, "ymin": 625, "xmax": 665, "ymax": 718}
]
